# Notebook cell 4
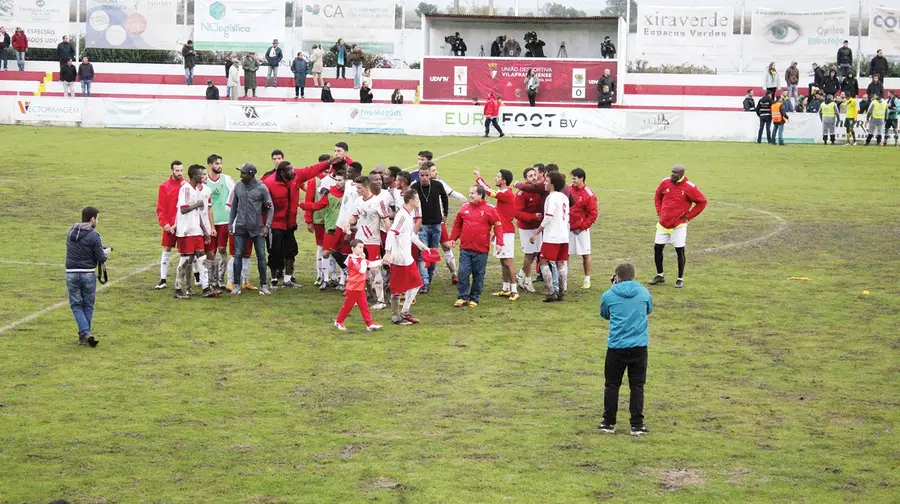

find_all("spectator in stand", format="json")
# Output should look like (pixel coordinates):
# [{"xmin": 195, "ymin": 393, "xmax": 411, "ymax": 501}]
[
  {"xmin": 291, "ymin": 51, "xmax": 308, "ymax": 99},
  {"xmin": 12, "ymin": 27, "xmax": 27, "ymax": 71},
  {"xmin": 56, "ymin": 35, "xmax": 75, "ymax": 71},
  {"xmin": 206, "ymin": 79, "xmax": 219, "ymax": 100},
  {"xmin": 601, "ymin": 36, "xmax": 616, "ymax": 59},
  {"xmin": 599, "ymin": 68, "xmax": 616, "ymax": 99},
  {"xmin": 77, "ymin": 56, "xmax": 94, "ymax": 97},
  {"xmin": 841, "ymin": 72, "xmax": 859, "ymax": 99},
  {"xmin": 490, "ymin": 35, "xmax": 503, "ymax": 57},
  {"xmin": 780, "ymin": 91, "xmax": 795, "ymax": 113},
  {"xmin": 858, "ymin": 94, "xmax": 870, "ymax": 118},
  {"xmin": 755, "ymin": 90, "xmax": 773, "ymax": 144},
  {"xmin": 796, "ymin": 95, "xmax": 807, "ymax": 113},
  {"xmin": 837, "ymin": 40, "xmax": 853, "ymax": 80},
  {"xmin": 348, "ymin": 45, "xmax": 364, "ymax": 89},
  {"xmin": 808, "ymin": 63, "xmax": 825, "ymax": 98},
  {"xmin": 60, "ymin": 59, "xmax": 76, "ymax": 97},
  {"xmin": 764, "ymin": 62, "xmax": 779, "ymax": 96},
  {"xmin": 483, "ymin": 91, "xmax": 504, "ymax": 138},
  {"xmin": 524, "ymin": 69, "xmax": 539, "ymax": 107},
  {"xmin": 265, "ymin": 39, "xmax": 283, "ymax": 88},
  {"xmin": 359, "ymin": 81, "xmax": 373, "ymax": 103},
  {"xmin": 331, "ymin": 38, "xmax": 351, "ymax": 80},
  {"xmin": 784, "ymin": 61, "xmax": 799, "ymax": 106},
  {"xmin": 742, "ymin": 89, "xmax": 755, "ymax": 111},
  {"xmin": 598, "ymin": 84, "xmax": 613, "ymax": 108},
  {"xmin": 503, "ymin": 36, "xmax": 522, "ymax": 57},
  {"xmin": 822, "ymin": 69, "xmax": 840, "ymax": 98},
  {"xmin": 807, "ymin": 92, "xmax": 823, "ymax": 114},
  {"xmin": 227, "ymin": 57, "xmax": 241, "ymax": 100},
  {"xmin": 361, "ymin": 67, "xmax": 372, "ymax": 90},
  {"xmin": 321, "ymin": 81, "xmax": 334, "ymax": 102},
  {"xmin": 391, "ymin": 89, "xmax": 404, "ymax": 104},
  {"xmin": 309, "ymin": 44, "xmax": 324, "ymax": 86},
  {"xmin": 867, "ymin": 74, "xmax": 884, "ymax": 99},
  {"xmin": 771, "ymin": 93, "xmax": 788, "ymax": 146},
  {"xmin": 224, "ymin": 54, "xmax": 234, "ymax": 98},
  {"xmin": 243, "ymin": 53, "xmax": 260, "ymax": 98},
  {"xmin": 181, "ymin": 39, "xmax": 196, "ymax": 85},
  {"xmin": 0, "ymin": 27, "xmax": 10, "ymax": 71},
  {"xmin": 869, "ymin": 49, "xmax": 888, "ymax": 82}
]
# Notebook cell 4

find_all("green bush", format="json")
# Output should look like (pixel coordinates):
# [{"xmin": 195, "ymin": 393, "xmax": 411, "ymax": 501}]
[{"xmin": 627, "ymin": 59, "xmax": 716, "ymax": 75}]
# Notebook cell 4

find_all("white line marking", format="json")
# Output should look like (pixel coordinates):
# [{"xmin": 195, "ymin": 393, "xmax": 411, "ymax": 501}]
[
  {"xmin": 432, "ymin": 138, "xmax": 503, "ymax": 164},
  {"xmin": 0, "ymin": 263, "xmax": 156, "ymax": 335},
  {"xmin": 0, "ymin": 259, "xmax": 66, "ymax": 267}
]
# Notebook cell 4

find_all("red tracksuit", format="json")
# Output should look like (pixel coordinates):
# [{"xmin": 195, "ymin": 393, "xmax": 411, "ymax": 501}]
[
  {"xmin": 449, "ymin": 200, "xmax": 504, "ymax": 253},
  {"xmin": 336, "ymin": 255, "xmax": 373, "ymax": 326},
  {"xmin": 569, "ymin": 185, "xmax": 599, "ymax": 232},
  {"xmin": 654, "ymin": 177, "xmax": 708, "ymax": 229},
  {"xmin": 261, "ymin": 161, "xmax": 330, "ymax": 230}
]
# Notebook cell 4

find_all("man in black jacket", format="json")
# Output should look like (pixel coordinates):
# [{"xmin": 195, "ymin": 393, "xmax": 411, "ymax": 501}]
[
  {"xmin": 840, "ymin": 73, "xmax": 859, "ymax": 99},
  {"xmin": 743, "ymin": 89, "xmax": 755, "ymax": 111},
  {"xmin": 756, "ymin": 91, "xmax": 773, "ymax": 144},
  {"xmin": 56, "ymin": 35, "xmax": 75, "ymax": 70},
  {"xmin": 601, "ymin": 37, "xmax": 616, "ymax": 59},
  {"xmin": 836, "ymin": 40, "xmax": 853, "ymax": 80},
  {"xmin": 0, "ymin": 27, "xmax": 10, "ymax": 71},
  {"xmin": 598, "ymin": 69, "xmax": 616, "ymax": 103},
  {"xmin": 412, "ymin": 163, "xmax": 448, "ymax": 294},
  {"xmin": 808, "ymin": 63, "xmax": 825, "ymax": 97},
  {"xmin": 65, "ymin": 206, "xmax": 110, "ymax": 347},
  {"xmin": 206, "ymin": 79, "xmax": 219, "ymax": 100},
  {"xmin": 869, "ymin": 49, "xmax": 889, "ymax": 82},
  {"xmin": 867, "ymin": 75, "xmax": 884, "ymax": 99}
]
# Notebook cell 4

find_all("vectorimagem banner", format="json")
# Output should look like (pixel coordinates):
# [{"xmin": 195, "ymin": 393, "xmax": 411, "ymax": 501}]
[{"xmin": 422, "ymin": 57, "xmax": 617, "ymax": 105}]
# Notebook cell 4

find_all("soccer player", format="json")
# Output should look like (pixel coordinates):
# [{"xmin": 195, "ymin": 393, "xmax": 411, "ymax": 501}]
[
  {"xmin": 174, "ymin": 165, "xmax": 216, "ymax": 299},
  {"xmin": 305, "ymin": 153, "xmax": 339, "ymax": 286},
  {"xmin": 334, "ymin": 239, "xmax": 383, "ymax": 332},
  {"xmin": 205, "ymin": 154, "xmax": 235, "ymax": 289},
  {"xmin": 430, "ymin": 162, "xmax": 464, "ymax": 284},
  {"xmin": 262, "ymin": 149, "xmax": 285, "ymax": 178},
  {"xmin": 383, "ymin": 189, "xmax": 431, "ymax": 325},
  {"xmin": 411, "ymin": 164, "xmax": 449, "ymax": 294},
  {"xmin": 345, "ymin": 175, "xmax": 390, "ymax": 310},
  {"xmin": 514, "ymin": 167, "xmax": 544, "ymax": 293},
  {"xmin": 449, "ymin": 185, "xmax": 503, "ymax": 308},
  {"xmin": 648, "ymin": 164, "xmax": 708, "ymax": 289},
  {"xmin": 530, "ymin": 172, "xmax": 570, "ymax": 302},
  {"xmin": 842, "ymin": 92, "xmax": 859, "ymax": 145},
  {"xmin": 199, "ymin": 168, "xmax": 221, "ymax": 294},
  {"xmin": 228, "ymin": 163, "xmax": 274, "ymax": 296},
  {"xmin": 301, "ymin": 170, "xmax": 348, "ymax": 291},
  {"xmin": 332, "ymin": 162, "xmax": 363, "ymax": 290},
  {"xmin": 885, "ymin": 90, "xmax": 899, "ymax": 146},
  {"xmin": 154, "ymin": 160, "xmax": 184, "ymax": 289},
  {"xmin": 569, "ymin": 168, "xmax": 599, "ymax": 289},
  {"xmin": 474, "ymin": 167, "xmax": 518, "ymax": 300}
]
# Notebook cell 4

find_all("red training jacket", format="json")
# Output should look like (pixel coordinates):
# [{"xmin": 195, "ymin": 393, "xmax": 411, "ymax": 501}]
[
  {"xmin": 569, "ymin": 184, "xmax": 599, "ymax": 231},
  {"xmin": 262, "ymin": 161, "xmax": 330, "ymax": 230},
  {"xmin": 303, "ymin": 155, "xmax": 353, "ymax": 224},
  {"xmin": 515, "ymin": 189, "xmax": 543, "ymax": 230},
  {"xmin": 449, "ymin": 199, "xmax": 504, "ymax": 253},
  {"xmin": 476, "ymin": 177, "xmax": 516, "ymax": 233},
  {"xmin": 12, "ymin": 32, "xmax": 28, "ymax": 52},
  {"xmin": 654, "ymin": 177, "xmax": 708, "ymax": 229},
  {"xmin": 483, "ymin": 94, "xmax": 500, "ymax": 117},
  {"xmin": 156, "ymin": 175, "xmax": 183, "ymax": 228}
]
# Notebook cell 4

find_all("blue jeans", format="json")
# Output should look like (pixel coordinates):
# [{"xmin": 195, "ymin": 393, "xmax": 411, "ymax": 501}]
[
  {"xmin": 353, "ymin": 63, "xmax": 362, "ymax": 87},
  {"xmin": 1, "ymin": 49, "xmax": 7, "ymax": 70},
  {"xmin": 417, "ymin": 224, "xmax": 442, "ymax": 285},
  {"xmin": 16, "ymin": 51, "xmax": 25, "ymax": 71},
  {"xmin": 66, "ymin": 272, "xmax": 97, "ymax": 335},
  {"xmin": 457, "ymin": 250, "xmax": 488, "ymax": 302},
  {"xmin": 232, "ymin": 233, "xmax": 268, "ymax": 286},
  {"xmin": 773, "ymin": 121, "xmax": 785, "ymax": 144},
  {"xmin": 185, "ymin": 67, "xmax": 194, "ymax": 85},
  {"xmin": 81, "ymin": 80, "xmax": 92, "ymax": 96}
]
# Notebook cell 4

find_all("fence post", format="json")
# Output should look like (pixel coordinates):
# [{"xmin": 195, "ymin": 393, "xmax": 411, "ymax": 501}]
[
  {"xmin": 738, "ymin": 0, "xmax": 744, "ymax": 74},
  {"xmin": 857, "ymin": 0, "xmax": 863, "ymax": 77},
  {"xmin": 75, "ymin": 0, "xmax": 81, "ymax": 58}
]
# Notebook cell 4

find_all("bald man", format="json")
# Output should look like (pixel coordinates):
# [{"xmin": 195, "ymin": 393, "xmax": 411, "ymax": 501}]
[{"xmin": 648, "ymin": 165, "xmax": 707, "ymax": 288}]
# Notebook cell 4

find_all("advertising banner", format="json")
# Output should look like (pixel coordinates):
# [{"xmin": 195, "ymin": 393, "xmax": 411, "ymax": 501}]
[
  {"xmin": 422, "ymin": 57, "xmax": 617, "ymax": 105},
  {"xmin": 751, "ymin": 8, "xmax": 849, "ymax": 60},
  {"xmin": 626, "ymin": 111, "xmax": 685, "ymax": 140},
  {"xmin": 85, "ymin": 0, "xmax": 179, "ymax": 50},
  {"xmin": 435, "ymin": 106, "xmax": 625, "ymax": 138},
  {"xmin": 636, "ymin": 5, "xmax": 733, "ymax": 60},
  {"xmin": 105, "ymin": 100, "xmax": 159, "ymax": 128},
  {"xmin": 0, "ymin": 0, "xmax": 70, "ymax": 48},
  {"xmin": 346, "ymin": 106, "xmax": 405, "ymax": 134},
  {"xmin": 194, "ymin": 0, "xmax": 285, "ymax": 52},
  {"xmin": 869, "ymin": 6, "xmax": 900, "ymax": 56},
  {"xmin": 300, "ymin": 0, "xmax": 395, "ymax": 54},
  {"xmin": 225, "ymin": 104, "xmax": 281, "ymax": 132},
  {"xmin": 13, "ymin": 97, "xmax": 82, "ymax": 122}
]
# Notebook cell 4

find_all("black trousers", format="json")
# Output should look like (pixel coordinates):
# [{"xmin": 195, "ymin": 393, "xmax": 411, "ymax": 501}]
[
  {"xmin": 267, "ymin": 227, "xmax": 298, "ymax": 272},
  {"xmin": 527, "ymin": 90, "xmax": 536, "ymax": 107},
  {"xmin": 336, "ymin": 64, "xmax": 346, "ymax": 79},
  {"xmin": 602, "ymin": 346, "xmax": 647, "ymax": 427},
  {"xmin": 484, "ymin": 117, "xmax": 503, "ymax": 136},
  {"xmin": 757, "ymin": 117, "xmax": 772, "ymax": 144}
]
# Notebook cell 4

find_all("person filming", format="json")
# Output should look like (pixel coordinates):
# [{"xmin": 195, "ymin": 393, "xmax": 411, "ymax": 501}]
[{"xmin": 65, "ymin": 206, "xmax": 111, "ymax": 348}]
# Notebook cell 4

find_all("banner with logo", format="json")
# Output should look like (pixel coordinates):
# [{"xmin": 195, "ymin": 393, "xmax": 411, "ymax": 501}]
[
  {"xmin": 869, "ymin": 6, "xmax": 900, "ymax": 55},
  {"xmin": 347, "ymin": 106, "xmax": 405, "ymax": 134},
  {"xmin": 104, "ymin": 100, "xmax": 160, "ymax": 128},
  {"xmin": 0, "ymin": 0, "xmax": 71, "ymax": 48},
  {"xmin": 225, "ymin": 104, "xmax": 281, "ymax": 132},
  {"xmin": 300, "ymin": 0, "xmax": 395, "ymax": 54},
  {"xmin": 626, "ymin": 111, "xmax": 685, "ymax": 140},
  {"xmin": 636, "ymin": 5, "xmax": 733, "ymax": 61},
  {"xmin": 85, "ymin": 0, "xmax": 179, "ymax": 50},
  {"xmin": 422, "ymin": 57, "xmax": 617, "ymax": 105},
  {"xmin": 751, "ymin": 8, "xmax": 849, "ymax": 61},
  {"xmin": 194, "ymin": 0, "xmax": 285, "ymax": 51},
  {"xmin": 434, "ymin": 106, "xmax": 625, "ymax": 138},
  {"xmin": 13, "ymin": 97, "xmax": 82, "ymax": 122}
]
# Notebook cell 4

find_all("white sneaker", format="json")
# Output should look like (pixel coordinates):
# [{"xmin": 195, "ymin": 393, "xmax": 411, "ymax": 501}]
[
  {"xmin": 524, "ymin": 278, "xmax": 536, "ymax": 293},
  {"xmin": 259, "ymin": 286, "xmax": 272, "ymax": 296},
  {"xmin": 154, "ymin": 279, "xmax": 168, "ymax": 289},
  {"xmin": 334, "ymin": 321, "xmax": 347, "ymax": 331},
  {"xmin": 582, "ymin": 278, "xmax": 591, "ymax": 289},
  {"xmin": 371, "ymin": 302, "xmax": 386, "ymax": 310},
  {"xmin": 367, "ymin": 324, "xmax": 382, "ymax": 332}
]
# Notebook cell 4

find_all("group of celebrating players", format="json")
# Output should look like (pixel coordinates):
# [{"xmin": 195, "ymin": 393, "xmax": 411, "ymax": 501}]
[{"xmin": 154, "ymin": 140, "xmax": 708, "ymax": 331}]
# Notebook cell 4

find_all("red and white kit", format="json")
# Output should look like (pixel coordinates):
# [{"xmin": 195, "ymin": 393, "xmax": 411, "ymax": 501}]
[
  {"xmin": 386, "ymin": 207, "xmax": 427, "ymax": 294},
  {"xmin": 540, "ymin": 191, "xmax": 570, "ymax": 262},
  {"xmin": 176, "ymin": 182, "xmax": 211, "ymax": 255}
]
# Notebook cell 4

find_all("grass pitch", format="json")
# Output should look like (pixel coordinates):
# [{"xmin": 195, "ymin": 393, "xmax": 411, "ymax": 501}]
[{"xmin": 0, "ymin": 126, "xmax": 898, "ymax": 503}]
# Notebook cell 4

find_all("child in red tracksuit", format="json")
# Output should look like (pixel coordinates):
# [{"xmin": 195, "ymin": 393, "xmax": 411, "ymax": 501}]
[{"xmin": 335, "ymin": 239, "xmax": 383, "ymax": 332}]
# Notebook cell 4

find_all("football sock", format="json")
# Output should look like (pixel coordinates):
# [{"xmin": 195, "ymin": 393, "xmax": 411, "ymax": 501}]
[
  {"xmin": 391, "ymin": 294, "xmax": 401, "ymax": 319},
  {"xmin": 199, "ymin": 258, "xmax": 210, "ymax": 289},
  {"xmin": 585, "ymin": 275, "xmax": 591, "ymax": 282},
  {"xmin": 323, "ymin": 255, "xmax": 334, "ymax": 282},
  {"xmin": 315, "ymin": 246, "xmax": 324, "ymax": 279},
  {"xmin": 510, "ymin": 282, "xmax": 518, "ymax": 293},
  {"xmin": 403, "ymin": 288, "xmax": 418, "ymax": 312},
  {"xmin": 193, "ymin": 260, "xmax": 200, "ymax": 275},
  {"xmin": 160, "ymin": 251, "xmax": 171, "ymax": 280},
  {"xmin": 204, "ymin": 258, "xmax": 215, "ymax": 288},
  {"xmin": 216, "ymin": 254, "xmax": 227, "ymax": 286},
  {"xmin": 176, "ymin": 256, "xmax": 191, "ymax": 290},
  {"xmin": 558, "ymin": 262, "xmax": 568, "ymax": 293},
  {"xmin": 226, "ymin": 257, "xmax": 235, "ymax": 286},
  {"xmin": 445, "ymin": 250, "xmax": 457, "ymax": 275},
  {"xmin": 654, "ymin": 243, "xmax": 665, "ymax": 275},
  {"xmin": 540, "ymin": 263, "xmax": 553, "ymax": 292},
  {"xmin": 370, "ymin": 270, "xmax": 385, "ymax": 303},
  {"xmin": 675, "ymin": 247, "xmax": 686, "ymax": 280},
  {"xmin": 502, "ymin": 282, "xmax": 510, "ymax": 292}
]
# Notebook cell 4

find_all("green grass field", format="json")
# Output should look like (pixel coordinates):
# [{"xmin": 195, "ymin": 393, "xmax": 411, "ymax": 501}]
[{"xmin": 0, "ymin": 126, "xmax": 898, "ymax": 504}]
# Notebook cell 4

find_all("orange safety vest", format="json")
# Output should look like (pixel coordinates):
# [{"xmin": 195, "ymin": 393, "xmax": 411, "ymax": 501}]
[{"xmin": 771, "ymin": 102, "xmax": 784, "ymax": 123}]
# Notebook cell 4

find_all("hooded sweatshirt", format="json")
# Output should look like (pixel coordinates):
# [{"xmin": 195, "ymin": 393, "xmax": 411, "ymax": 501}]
[
  {"xmin": 66, "ymin": 223, "xmax": 108, "ymax": 272},
  {"xmin": 600, "ymin": 280, "xmax": 653, "ymax": 349}
]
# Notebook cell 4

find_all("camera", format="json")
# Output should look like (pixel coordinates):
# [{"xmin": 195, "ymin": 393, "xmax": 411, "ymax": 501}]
[
  {"xmin": 490, "ymin": 35, "xmax": 507, "ymax": 57},
  {"xmin": 444, "ymin": 32, "xmax": 466, "ymax": 56},
  {"xmin": 524, "ymin": 31, "xmax": 545, "ymax": 58}
]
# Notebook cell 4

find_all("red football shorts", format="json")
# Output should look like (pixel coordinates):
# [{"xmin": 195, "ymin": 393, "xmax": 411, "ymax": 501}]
[
  {"xmin": 228, "ymin": 234, "xmax": 254, "ymax": 257},
  {"xmin": 389, "ymin": 263, "xmax": 423, "ymax": 295},
  {"xmin": 324, "ymin": 228, "xmax": 352, "ymax": 254},
  {"xmin": 177, "ymin": 235, "xmax": 205, "ymax": 255},
  {"xmin": 215, "ymin": 224, "xmax": 229, "ymax": 248},
  {"xmin": 313, "ymin": 223, "xmax": 325, "ymax": 247},
  {"xmin": 161, "ymin": 229, "xmax": 177, "ymax": 248},
  {"xmin": 541, "ymin": 242, "xmax": 569, "ymax": 262},
  {"xmin": 364, "ymin": 244, "xmax": 381, "ymax": 261},
  {"xmin": 440, "ymin": 223, "xmax": 449, "ymax": 243}
]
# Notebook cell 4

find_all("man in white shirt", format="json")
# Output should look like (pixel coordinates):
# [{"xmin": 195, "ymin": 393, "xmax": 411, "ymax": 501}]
[
  {"xmin": 345, "ymin": 175, "xmax": 391, "ymax": 310},
  {"xmin": 530, "ymin": 172, "xmax": 570, "ymax": 302},
  {"xmin": 175, "ymin": 164, "xmax": 216, "ymax": 299},
  {"xmin": 384, "ymin": 189, "xmax": 430, "ymax": 325}
]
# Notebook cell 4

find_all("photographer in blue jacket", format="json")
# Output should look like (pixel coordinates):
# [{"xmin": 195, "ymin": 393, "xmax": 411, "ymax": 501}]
[
  {"xmin": 599, "ymin": 262, "xmax": 653, "ymax": 435},
  {"xmin": 65, "ymin": 206, "xmax": 110, "ymax": 347}
]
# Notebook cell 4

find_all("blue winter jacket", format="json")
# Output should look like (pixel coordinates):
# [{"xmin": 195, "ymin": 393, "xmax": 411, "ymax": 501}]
[
  {"xmin": 65, "ymin": 222, "xmax": 107, "ymax": 272},
  {"xmin": 600, "ymin": 280, "xmax": 653, "ymax": 349}
]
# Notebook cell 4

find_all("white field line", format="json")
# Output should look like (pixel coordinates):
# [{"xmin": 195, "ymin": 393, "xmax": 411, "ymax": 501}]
[{"xmin": 0, "ymin": 259, "xmax": 66, "ymax": 267}]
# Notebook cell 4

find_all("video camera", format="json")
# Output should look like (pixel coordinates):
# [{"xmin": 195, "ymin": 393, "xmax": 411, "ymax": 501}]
[
  {"xmin": 444, "ymin": 32, "xmax": 467, "ymax": 56},
  {"xmin": 524, "ymin": 31, "xmax": 538, "ymax": 44},
  {"xmin": 524, "ymin": 31, "xmax": 545, "ymax": 58},
  {"xmin": 444, "ymin": 32, "xmax": 461, "ymax": 46}
]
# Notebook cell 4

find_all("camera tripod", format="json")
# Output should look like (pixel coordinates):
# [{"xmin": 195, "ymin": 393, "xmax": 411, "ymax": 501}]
[{"xmin": 557, "ymin": 42, "xmax": 567, "ymax": 58}]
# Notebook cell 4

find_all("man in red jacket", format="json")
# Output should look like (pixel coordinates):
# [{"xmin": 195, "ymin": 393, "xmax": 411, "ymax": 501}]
[
  {"xmin": 261, "ymin": 155, "xmax": 341, "ymax": 289},
  {"xmin": 514, "ymin": 166, "xmax": 544, "ymax": 293},
  {"xmin": 483, "ymin": 91, "xmax": 505, "ymax": 138},
  {"xmin": 474, "ymin": 167, "xmax": 518, "ymax": 300},
  {"xmin": 155, "ymin": 161, "xmax": 185, "ymax": 289},
  {"xmin": 648, "ymin": 164, "xmax": 707, "ymax": 289},
  {"xmin": 12, "ymin": 27, "xmax": 28, "ymax": 71},
  {"xmin": 449, "ymin": 185, "xmax": 504, "ymax": 308},
  {"xmin": 568, "ymin": 168, "xmax": 599, "ymax": 290}
]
